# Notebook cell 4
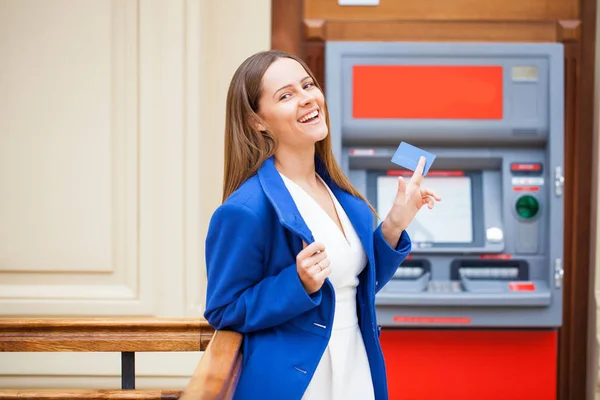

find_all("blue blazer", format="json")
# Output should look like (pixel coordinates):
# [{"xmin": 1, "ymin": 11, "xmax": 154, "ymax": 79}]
[{"xmin": 204, "ymin": 156, "xmax": 411, "ymax": 400}]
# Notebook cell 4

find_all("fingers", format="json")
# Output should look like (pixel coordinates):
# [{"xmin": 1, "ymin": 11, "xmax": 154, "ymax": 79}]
[
  {"xmin": 297, "ymin": 243, "xmax": 331, "ymax": 294},
  {"xmin": 296, "ymin": 241, "xmax": 329, "ymax": 275},
  {"xmin": 306, "ymin": 257, "xmax": 331, "ymax": 277},
  {"xmin": 425, "ymin": 196, "xmax": 435, "ymax": 209},
  {"xmin": 396, "ymin": 176, "xmax": 407, "ymax": 200},
  {"xmin": 301, "ymin": 249, "xmax": 328, "ymax": 269},
  {"xmin": 419, "ymin": 187, "xmax": 441, "ymax": 210},
  {"xmin": 316, "ymin": 262, "xmax": 332, "ymax": 279},
  {"xmin": 410, "ymin": 156, "xmax": 426, "ymax": 185},
  {"xmin": 421, "ymin": 187, "xmax": 441, "ymax": 201},
  {"xmin": 297, "ymin": 241, "xmax": 325, "ymax": 261}
]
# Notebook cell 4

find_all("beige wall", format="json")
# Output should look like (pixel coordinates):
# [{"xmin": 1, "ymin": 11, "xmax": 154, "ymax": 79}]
[{"xmin": 0, "ymin": 0, "xmax": 270, "ymax": 388}]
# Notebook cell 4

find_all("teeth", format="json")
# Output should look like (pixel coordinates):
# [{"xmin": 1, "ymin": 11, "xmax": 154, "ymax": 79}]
[{"xmin": 299, "ymin": 110, "xmax": 318, "ymax": 123}]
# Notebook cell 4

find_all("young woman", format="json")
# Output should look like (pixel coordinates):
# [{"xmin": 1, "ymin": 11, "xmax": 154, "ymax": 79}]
[{"xmin": 204, "ymin": 50, "xmax": 440, "ymax": 400}]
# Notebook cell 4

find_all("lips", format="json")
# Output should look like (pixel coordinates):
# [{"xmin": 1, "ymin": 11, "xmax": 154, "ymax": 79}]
[{"xmin": 298, "ymin": 109, "xmax": 319, "ymax": 123}]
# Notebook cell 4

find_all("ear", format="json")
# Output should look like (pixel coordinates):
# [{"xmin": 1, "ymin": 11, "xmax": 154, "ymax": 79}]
[{"xmin": 249, "ymin": 114, "xmax": 266, "ymax": 132}]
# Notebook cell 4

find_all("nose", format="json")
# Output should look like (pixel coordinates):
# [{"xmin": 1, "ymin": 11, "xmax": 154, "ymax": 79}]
[{"xmin": 299, "ymin": 89, "xmax": 316, "ymax": 106}]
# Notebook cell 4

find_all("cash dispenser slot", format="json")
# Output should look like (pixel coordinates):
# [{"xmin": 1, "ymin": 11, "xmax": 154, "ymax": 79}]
[
  {"xmin": 376, "ymin": 259, "xmax": 551, "ymax": 307},
  {"xmin": 388, "ymin": 260, "xmax": 432, "ymax": 293},
  {"xmin": 450, "ymin": 259, "xmax": 529, "ymax": 281}
]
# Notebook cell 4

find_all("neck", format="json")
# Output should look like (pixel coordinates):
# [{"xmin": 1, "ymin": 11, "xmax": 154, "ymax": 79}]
[{"xmin": 274, "ymin": 144, "xmax": 317, "ymax": 186}]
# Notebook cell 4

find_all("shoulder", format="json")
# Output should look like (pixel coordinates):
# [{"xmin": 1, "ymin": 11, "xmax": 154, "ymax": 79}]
[{"xmin": 211, "ymin": 175, "xmax": 273, "ymax": 223}]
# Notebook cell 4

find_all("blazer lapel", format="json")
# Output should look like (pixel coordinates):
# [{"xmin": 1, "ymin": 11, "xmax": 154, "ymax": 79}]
[
  {"xmin": 315, "ymin": 159, "xmax": 374, "ymax": 260},
  {"xmin": 257, "ymin": 157, "xmax": 315, "ymax": 244},
  {"xmin": 258, "ymin": 156, "xmax": 374, "ymax": 259}
]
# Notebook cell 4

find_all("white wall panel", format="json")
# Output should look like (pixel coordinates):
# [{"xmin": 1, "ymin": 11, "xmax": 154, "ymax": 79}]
[
  {"xmin": 0, "ymin": 0, "xmax": 271, "ymax": 388},
  {"xmin": 0, "ymin": 0, "xmax": 143, "ymax": 315}
]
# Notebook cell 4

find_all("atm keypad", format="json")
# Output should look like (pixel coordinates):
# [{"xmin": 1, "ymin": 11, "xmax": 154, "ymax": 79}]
[
  {"xmin": 459, "ymin": 268, "xmax": 519, "ymax": 279},
  {"xmin": 427, "ymin": 281, "xmax": 462, "ymax": 293},
  {"xmin": 394, "ymin": 267, "xmax": 424, "ymax": 279}
]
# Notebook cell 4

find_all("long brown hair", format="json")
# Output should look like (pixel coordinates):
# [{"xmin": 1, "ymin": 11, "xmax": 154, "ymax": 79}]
[{"xmin": 222, "ymin": 50, "xmax": 376, "ymax": 214}]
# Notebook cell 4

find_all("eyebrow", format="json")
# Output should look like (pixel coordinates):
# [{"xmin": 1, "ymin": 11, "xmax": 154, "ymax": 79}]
[{"xmin": 272, "ymin": 76, "xmax": 312, "ymax": 99}]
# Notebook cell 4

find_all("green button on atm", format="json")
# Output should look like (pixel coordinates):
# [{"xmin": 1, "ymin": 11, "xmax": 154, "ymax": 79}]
[{"xmin": 516, "ymin": 195, "xmax": 540, "ymax": 219}]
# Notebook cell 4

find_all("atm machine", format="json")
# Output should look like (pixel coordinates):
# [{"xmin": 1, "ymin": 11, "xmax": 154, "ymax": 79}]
[{"xmin": 325, "ymin": 42, "xmax": 564, "ymax": 400}]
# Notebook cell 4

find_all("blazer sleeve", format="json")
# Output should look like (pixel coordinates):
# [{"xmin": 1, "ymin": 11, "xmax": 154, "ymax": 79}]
[
  {"xmin": 372, "ymin": 223, "xmax": 411, "ymax": 293},
  {"xmin": 203, "ymin": 202, "xmax": 322, "ymax": 333}
]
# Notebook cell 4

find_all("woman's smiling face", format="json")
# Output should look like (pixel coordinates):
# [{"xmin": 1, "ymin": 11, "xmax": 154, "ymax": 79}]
[{"xmin": 256, "ymin": 57, "xmax": 328, "ymax": 151}]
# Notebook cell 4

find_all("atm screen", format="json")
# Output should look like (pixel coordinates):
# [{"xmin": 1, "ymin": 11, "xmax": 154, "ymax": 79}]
[{"xmin": 377, "ymin": 175, "xmax": 474, "ymax": 244}]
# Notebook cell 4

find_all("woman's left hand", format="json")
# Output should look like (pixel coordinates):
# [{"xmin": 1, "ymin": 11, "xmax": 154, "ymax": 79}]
[{"xmin": 382, "ymin": 156, "xmax": 441, "ymax": 238}]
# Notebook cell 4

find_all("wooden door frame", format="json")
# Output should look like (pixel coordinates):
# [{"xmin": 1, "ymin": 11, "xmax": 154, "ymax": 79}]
[
  {"xmin": 271, "ymin": 1, "xmax": 597, "ymax": 398},
  {"xmin": 560, "ymin": 0, "xmax": 597, "ymax": 398}
]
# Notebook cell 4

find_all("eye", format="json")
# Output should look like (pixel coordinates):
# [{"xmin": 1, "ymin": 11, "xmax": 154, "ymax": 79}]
[
  {"xmin": 304, "ymin": 82, "xmax": 314, "ymax": 89},
  {"xmin": 279, "ymin": 93, "xmax": 291, "ymax": 101}
]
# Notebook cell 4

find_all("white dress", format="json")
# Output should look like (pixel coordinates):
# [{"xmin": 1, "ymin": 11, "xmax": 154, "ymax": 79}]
[{"xmin": 279, "ymin": 173, "xmax": 375, "ymax": 400}]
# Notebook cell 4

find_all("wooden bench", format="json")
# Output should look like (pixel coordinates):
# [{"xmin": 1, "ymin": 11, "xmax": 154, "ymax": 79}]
[{"xmin": 0, "ymin": 318, "xmax": 242, "ymax": 400}]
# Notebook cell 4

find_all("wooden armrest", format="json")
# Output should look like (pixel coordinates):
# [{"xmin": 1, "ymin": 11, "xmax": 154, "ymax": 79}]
[
  {"xmin": 0, "ymin": 319, "xmax": 241, "ymax": 399},
  {"xmin": 0, "ymin": 389, "xmax": 182, "ymax": 399},
  {"xmin": 0, "ymin": 318, "xmax": 215, "ymax": 352},
  {"xmin": 180, "ymin": 330, "xmax": 243, "ymax": 400}
]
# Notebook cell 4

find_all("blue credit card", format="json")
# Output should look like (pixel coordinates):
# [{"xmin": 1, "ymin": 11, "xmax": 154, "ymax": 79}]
[{"xmin": 391, "ymin": 142, "xmax": 436, "ymax": 176}]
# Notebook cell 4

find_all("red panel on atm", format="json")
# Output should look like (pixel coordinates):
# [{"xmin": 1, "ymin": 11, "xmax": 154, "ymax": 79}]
[
  {"xmin": 352, "ymin": 65, "xmax": 503, "ymax": 119},
  {"xmin": 380, "ymin": 329, "xmax": 557, "ymax": 400}
]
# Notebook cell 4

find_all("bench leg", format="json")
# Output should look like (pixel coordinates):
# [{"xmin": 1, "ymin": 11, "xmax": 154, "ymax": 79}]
[{"xmin": 121, "ymin": 352, "xmax": 135, "ymax": 389}]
